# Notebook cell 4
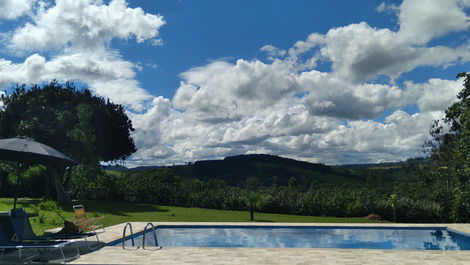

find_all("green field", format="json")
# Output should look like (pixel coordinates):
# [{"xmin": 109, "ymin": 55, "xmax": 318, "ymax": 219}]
[{"xmin": 0, "ymin": 198, "xmax": 382, "ymax": 235}]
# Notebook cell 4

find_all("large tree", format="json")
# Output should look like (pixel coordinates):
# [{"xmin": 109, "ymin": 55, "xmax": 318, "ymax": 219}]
[
  {"xmin": 0, "ymin": 81, "xmax": 137, "ymax": 200},
  {"xmin": 427, "ymin": 72, "xmax": 470, "ymax": 221}
]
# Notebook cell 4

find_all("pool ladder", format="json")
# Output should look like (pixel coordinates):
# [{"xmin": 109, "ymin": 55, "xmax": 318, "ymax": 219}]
[
  {"xmin": 122, "ymin": 222, "xmax": 138, "ymax": 249},
  {"xmin": 142, "ymin": 223, "xmax": 162, "ymax": 250},
  {"xmin": 122, "ymin": 222, "xmax": 161, "ymax": 250}
]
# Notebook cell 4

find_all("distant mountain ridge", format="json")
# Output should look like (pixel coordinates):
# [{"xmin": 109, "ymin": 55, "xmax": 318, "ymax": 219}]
[
  {"xmin": 104, "ymin": 154, "xmax": 331, "ymax": 171},
  {"xmin": 104, "ymin": 154, "xmax": 367, "ymax": 186},
  {"xmin": 223, "ymin": 154, "xmax": 332, "ymax": 172},
  {"xmin": 103, "ymin": 154, "xmax": 425, "ymax": 172}
]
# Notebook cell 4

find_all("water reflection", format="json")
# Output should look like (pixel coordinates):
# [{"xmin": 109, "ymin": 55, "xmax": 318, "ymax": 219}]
[{"xmin": 126, "ymin": 227, "xmax": 470, "ymax": 250}]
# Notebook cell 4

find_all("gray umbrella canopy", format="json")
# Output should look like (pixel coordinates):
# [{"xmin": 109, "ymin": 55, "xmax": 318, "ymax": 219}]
[
  {"xmin": 0, "ymin": 137, "xmax": 77, "ymax": 167},
  {"xmin": 0, "ymin": 137, "xmax": 77, "ymax": 208}
]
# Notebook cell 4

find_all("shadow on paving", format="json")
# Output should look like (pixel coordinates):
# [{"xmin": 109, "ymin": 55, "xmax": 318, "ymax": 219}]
[{"xmin": 0, "ymin": 240, "xmax": 105, "ymax": 264}]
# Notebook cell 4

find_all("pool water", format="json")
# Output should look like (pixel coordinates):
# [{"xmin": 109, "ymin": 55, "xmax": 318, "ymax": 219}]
[{"xmin": 111, "ymin": 226, "xmax": 470, "ymax": 250}]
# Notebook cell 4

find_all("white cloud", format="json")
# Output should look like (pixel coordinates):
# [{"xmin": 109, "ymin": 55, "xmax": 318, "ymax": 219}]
[
  {"xmin": 1, "ymin": 0, "xmax": 468, "ymax": 166},
  {"xmin": 288, "ymin": 33, "xmax": 324, "ymax": 58},
  {"xmin": 174, "ymin": 59, "xmax": 298, "ymax": 122},
  {"xmin": 0, "ymin": 0, "xmax": 35, "ymax": 20},
  {"xmin": 129, "ymin": 95, "xmax": 340, "ymax": 165},
  {"xmin": 297, "ymin": 70, "xmax": 407, "ymax": 119},
  {"xmin": 405, "ymin": 78, "xmax": 464, "ymax": 112},
  {"xmin": 319, "ymin": 22, "xmax": 469, "ymax": 82},
  {"xmin": 129, "ymin": 96, "xmax": 444, "ymax": 165},
  {"xmin": 8, "ymin": 0, "xmax": 165, "ymax": 52},
  {"xmin": 0, "ymin": 0, "xmax": 164, "ymax": 110},
  {"xmin": 129, "ymin": 57, "xmax": 462, "ymax": 165},
  {"xmin": 260, "ymin": 45, "xmax": 286, "ymax": 58},
  {"xmin": 0, "ymin": 52, "xmax": 152, "ymax": 109},
  {"xmin": 316, "ymin": 110, "xmax": 443, "ymax": 164},
  {"xmin": 376, "ymin": 2, "xmax": 399, "ymax": 14},
  {"xmin": 127, "ymin": 0, "xmax": 469, "ymax": 166},
  {"xmin": 397, "ymin": 0, "xmax": 470, "ymax": 45},
  {"xmin": 267, "ymin": 0, "xmax": 470, "ymax": 83}
]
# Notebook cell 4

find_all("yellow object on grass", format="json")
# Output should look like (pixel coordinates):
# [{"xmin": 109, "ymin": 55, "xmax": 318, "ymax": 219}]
[{"xmin": 72, "ymin": 205, "xmax": 104, "ymax": 233}]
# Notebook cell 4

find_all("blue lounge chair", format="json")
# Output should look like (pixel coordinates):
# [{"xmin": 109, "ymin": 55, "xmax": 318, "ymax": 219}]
[
  {"xmin": 0, "ymin": 224, "xmax": 79, "ymax": 263},
  {"xmin": 9, "ymin": 209, "xmax": 101, "ymax": 251}
]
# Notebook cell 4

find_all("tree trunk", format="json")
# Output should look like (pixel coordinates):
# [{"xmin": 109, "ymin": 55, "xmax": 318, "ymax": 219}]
[
  {"xmin": 250, "ymin": 203, "xmax": 254, "ymax": 221},
  {"xmin": 45, "ymin": 174, "xmax": 51, "ymax": 199},
  {"xmin": 50, "ymin": 168, "xmax": 70, "ymax": 201},
  {"xmin": 64, "ymin": 168, "xmax": 72, "ymax": 190}
]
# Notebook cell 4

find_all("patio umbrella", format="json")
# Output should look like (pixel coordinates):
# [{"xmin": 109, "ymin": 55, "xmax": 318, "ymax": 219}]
[{"xmin": 0, "ymin": 137, "xmax": 77, "ymax": 208}]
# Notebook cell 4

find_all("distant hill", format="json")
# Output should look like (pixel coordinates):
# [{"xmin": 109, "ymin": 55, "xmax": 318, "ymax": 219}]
[
  {"xmin": 105, "ymin": 154, "xmax": 367, "ymax": 186},
  {"xmin": 102, "ymin": 165, "xmax": 128, "ymax": 171},
  {"xmin": 188, "ymin": 154, "xmax": 337, "ymax": 185},
  {"xmin": 102, "ymin": 154, "xmax": 425, "ymax": 186}
]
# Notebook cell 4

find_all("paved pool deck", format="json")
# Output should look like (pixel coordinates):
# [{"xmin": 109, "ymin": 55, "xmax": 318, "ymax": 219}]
[{"xmin": 68, "ymin": 222, "xmax": 470, "ymax": 264}]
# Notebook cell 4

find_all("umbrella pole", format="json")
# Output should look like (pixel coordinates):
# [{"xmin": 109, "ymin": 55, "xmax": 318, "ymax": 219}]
[{"xmin": 13, "ymin": 163, "xmax": 21, "ymax": 209}]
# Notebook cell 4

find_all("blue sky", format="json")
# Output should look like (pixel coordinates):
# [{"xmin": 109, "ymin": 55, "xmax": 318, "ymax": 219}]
[
  {"xmin": 118, "ymin": 0, "xmax": 468, "ymax": 118},
  {"xmin": 0, "ymin": 0, "xmax": 469, "ymax": 165},
  {"xmin": 120, "ymin": 0, "xmax": 398, "ymax": 99}
]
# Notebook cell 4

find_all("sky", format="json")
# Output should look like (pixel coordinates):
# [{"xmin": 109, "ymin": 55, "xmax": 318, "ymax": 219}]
[{"xmin": 0, "ymin": 0, "xmax": 469, "ymax": 166}]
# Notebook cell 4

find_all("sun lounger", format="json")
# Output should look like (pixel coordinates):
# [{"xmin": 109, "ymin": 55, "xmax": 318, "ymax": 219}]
[
  {"xmin": 0, "ymin": 224, "xmax": 78, "ymax": 263},
  {"xmin": 9, "ymin": 208, "xmax": 100, "ymax": 251},
  {"xmin": 72, "ymin": 205, "xmax": 105, "ymax": 233}
]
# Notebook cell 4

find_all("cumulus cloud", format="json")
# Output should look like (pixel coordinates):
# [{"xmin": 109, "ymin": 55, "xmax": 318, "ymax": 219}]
[
  {"xmin": 288, "ymin": 33, "xmax": 324, "ymax": 58},
  {"xmin": 267, "ymin": 0, "xmax": 470, "ymax": 83},
  {"xmin": 298, "ymin": 70, "xmax": 407, "ymax": 119},
  {"xmin": 0, "ymin": 52, "xmax": 152, "ymax": 109},
  {"xmin": 0, "ymin": 0, "xmax": 35, "ymax": 20},
  {"xmin": 406, "ymin": 78, "xmax": 464, "ymax": 112},
  {"xmin": 260, "ymin": 45, "xmax": 286, "ymax": 58},
  {"xmin": 1, "ymin": 0, "xmax": 468, "ymax": 165},
  {"xmin": 8, "ymin": 0, "xmax": 165, "ymax": 52},
  {"xmin": 130, "ymin": 96, "xmax": 340, "ymax": 165},
  {"xmin": 0, "ymin": 0, "xmax": 164, "ymax": 109},
  {"xmin": 127, "ymin": 0, "xmax": 469, "ymax": 165},
  {"xmin": 319, "ymin": 22, "xmax": 469, "ymax": 82},
  {"xmin": 174, "ymin": 59, "xmax": 298, "ymax": 122},
  {"xmin": 376, "ymin": 2, "xmax": 399, "ymax": 14},
  {"xmin": 129, "ymin": 95, "xmax": 444, "ymax": 165},
  {"xmin": 397, "ymin": 0, "xmax": 470, "ymax": 45},
  {"xmin": 129, "ymin": 63, "xmax": 462, "ymax": 165},
  {"xmin": 317, "ymin": 110, "xmax": 443, "ymax": 164}
]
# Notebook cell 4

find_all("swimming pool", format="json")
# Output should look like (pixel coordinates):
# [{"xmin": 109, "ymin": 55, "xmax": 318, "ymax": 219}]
[{"xmin": 109, "ymin": 225, "xmax": 470, "ymax": 250}]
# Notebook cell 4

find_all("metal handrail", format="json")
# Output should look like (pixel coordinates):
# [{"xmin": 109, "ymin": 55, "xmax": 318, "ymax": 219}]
[
  {"xmin": 122, "ymin": 222, "xmax": 136, "ymax": 249},
  {"xmin": 142, "ymin": 222, "xmax": 159, "ymax": 249}
]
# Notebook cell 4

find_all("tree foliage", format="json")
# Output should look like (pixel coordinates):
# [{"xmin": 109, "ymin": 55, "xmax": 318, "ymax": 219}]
[
  {"xmin": 0, "ymin": 81, "xmax": 137, "ymax": 200},
  {"xmin": 0, "ymin": 81, "xmax": 137, "ymax": 164},
  {"xmin": 426, "ymin": 72, "xmax": 470, "ymax": 221}
]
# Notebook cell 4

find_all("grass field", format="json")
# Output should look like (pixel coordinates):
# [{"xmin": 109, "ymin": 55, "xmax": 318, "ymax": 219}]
[{"xmin": 0, "ymin": 198, "xmax": 382, "ymax": 235}]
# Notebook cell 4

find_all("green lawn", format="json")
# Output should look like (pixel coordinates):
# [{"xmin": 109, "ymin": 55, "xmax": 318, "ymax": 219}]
[{"xmin": 0, "ymin": 198, "xmax": 382, "ymax": 235}]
